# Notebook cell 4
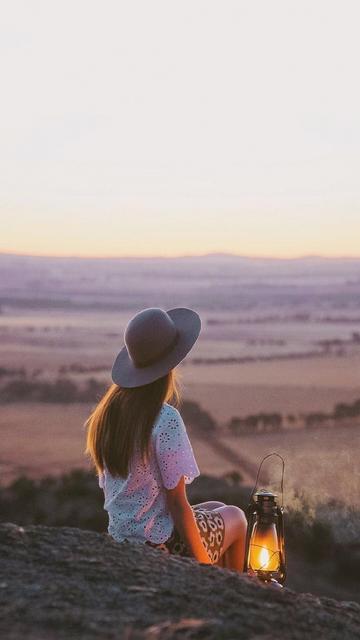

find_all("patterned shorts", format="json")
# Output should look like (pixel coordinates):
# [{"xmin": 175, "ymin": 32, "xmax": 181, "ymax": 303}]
[{"xmin": 145, "ymin": 506, "xmax": 226, "ymax": 564}]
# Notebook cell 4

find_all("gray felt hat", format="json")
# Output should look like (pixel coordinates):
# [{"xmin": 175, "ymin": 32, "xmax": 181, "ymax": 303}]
[{"xmin": 111, "ymin": 307, "xmax": 201, "ymax": 388}]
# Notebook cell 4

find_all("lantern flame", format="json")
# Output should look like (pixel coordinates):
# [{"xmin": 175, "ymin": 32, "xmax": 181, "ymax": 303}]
[{"xmin": 259, "ymin": 546, "xmax": 271, "ymax": 569}]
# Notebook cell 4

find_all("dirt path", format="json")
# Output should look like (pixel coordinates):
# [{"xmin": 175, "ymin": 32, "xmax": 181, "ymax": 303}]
[{"xmin": 203, "ymin": 432, "xmax": 265, "ymax": 485}]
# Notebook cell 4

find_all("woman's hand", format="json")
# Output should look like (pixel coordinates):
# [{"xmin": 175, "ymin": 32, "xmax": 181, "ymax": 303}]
[{"xmin": 165, "ymin": 476, "xmax": 211, "ymax": 564}]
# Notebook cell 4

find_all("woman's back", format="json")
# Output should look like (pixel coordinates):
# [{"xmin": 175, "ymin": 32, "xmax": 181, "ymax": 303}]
[
  {"xmin": 86, "ymin": 307, "xmax": 246, "ymax": 570},
  {"xmin": 98, "ymin": 402, "xmax": 200, "ymax": 544}
]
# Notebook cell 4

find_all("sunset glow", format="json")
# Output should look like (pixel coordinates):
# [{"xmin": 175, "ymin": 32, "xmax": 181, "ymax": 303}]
[{"xmin": 1, "ymin": 1, "xmax": 359, "ymax": 258}]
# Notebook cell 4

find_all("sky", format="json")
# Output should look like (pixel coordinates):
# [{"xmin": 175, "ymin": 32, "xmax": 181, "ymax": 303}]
[{"xmin": 1, "ymin": 0, "xmax": 359, "ymax": 258}]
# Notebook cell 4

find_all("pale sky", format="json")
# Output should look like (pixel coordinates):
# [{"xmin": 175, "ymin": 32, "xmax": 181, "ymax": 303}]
[{"xmin": 1, "ymin": 1, "xmax": 359, "ymax": 258}]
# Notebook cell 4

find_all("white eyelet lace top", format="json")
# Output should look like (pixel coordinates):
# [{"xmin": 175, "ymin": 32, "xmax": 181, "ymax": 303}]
[{"xmin": 98, "ymin": 402, "xmax": 200, "ymax": 544}]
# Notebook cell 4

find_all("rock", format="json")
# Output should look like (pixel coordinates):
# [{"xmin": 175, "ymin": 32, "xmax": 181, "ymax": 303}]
[{"xmin": 0, "ymin": 523, "xmax": 359, "ymax": 639}]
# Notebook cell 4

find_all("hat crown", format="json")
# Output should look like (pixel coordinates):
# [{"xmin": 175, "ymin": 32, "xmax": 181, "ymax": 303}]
[{"xmin": 124, "ymin": 307, "xmax": 178, "ymax": 368}]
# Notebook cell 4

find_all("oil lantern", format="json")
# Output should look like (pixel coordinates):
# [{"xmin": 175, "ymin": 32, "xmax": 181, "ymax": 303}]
[{"xmin": 243, "ymin": 453, "xmax": 286, "ymax": 586}]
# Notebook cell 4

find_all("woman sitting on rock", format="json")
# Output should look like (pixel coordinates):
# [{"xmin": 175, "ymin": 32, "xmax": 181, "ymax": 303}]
[{"xmin": 85, "ymin": 307, "xmax": 247, "ymax": 570}]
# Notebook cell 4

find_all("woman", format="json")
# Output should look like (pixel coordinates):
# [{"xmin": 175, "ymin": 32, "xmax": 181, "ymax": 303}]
[{"xmin": 85, "ymin": 306, "xmax": 247, "ymax": 570}]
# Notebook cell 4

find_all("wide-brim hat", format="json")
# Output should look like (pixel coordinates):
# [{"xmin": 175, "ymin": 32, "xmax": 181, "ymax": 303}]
[{"xmin": 111, "ymin": 307, "xmax": 201, "ymax": 388}]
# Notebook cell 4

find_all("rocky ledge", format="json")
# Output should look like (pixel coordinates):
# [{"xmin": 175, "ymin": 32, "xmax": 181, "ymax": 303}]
[{"xmin": 0, "ymin": 523, "xmax": 359, "ymax": 640}]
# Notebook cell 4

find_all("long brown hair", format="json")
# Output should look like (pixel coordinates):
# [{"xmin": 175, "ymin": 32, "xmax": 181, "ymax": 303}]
[{"xmin": 84, "ymin": 368, "xmax": 181, "ymax": 479}]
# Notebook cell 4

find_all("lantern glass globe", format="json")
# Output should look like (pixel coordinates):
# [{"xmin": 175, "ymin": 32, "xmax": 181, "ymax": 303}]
[{"xmin": 248, "ymin": 522, "xmax": 280, "ymax": 573}]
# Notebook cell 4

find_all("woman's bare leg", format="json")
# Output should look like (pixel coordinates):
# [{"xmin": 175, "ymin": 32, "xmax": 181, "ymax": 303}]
[
  {"xmin": 192, "ymin": 500, "xmax": 226, "ymax": 511},
  {"xmin": 191, "ymin": 501, "xmax": 247, "ymax": 571},
  {"xmin": 216, "ymin": 505, "xmax": 247, "ymax": 572}
]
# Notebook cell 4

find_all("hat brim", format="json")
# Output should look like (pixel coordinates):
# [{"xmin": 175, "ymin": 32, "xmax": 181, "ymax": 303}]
[{"xmin": 111, "ymin": 307, "xmax": 201, "ymax": 388}]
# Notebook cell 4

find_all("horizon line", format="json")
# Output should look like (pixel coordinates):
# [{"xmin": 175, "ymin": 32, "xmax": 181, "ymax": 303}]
[{"xmin": 1, "ymin": 249, "xmax": 360, "ymax": 261}]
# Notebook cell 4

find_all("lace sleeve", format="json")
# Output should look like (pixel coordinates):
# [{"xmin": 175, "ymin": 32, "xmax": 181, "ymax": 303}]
[{"xmin": 155, "ymin": 407, "xmax": 200, "ymax": 489}]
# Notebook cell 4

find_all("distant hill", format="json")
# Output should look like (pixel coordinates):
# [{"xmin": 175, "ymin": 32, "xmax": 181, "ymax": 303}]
[{"xmin": 1, "ymin": 252, "xmax": 360, "ymax": 313}]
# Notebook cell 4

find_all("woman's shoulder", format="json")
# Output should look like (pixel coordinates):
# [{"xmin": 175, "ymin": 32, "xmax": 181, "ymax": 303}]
[
  {"xmin": 153, "ymin": 402, "xmax": 182, "ymax": 432},
  {"xmin": 156, "ymin": 401, "xmax": 179, "ymax": 415},
  {"xmin": 162, "ymin": 401, "xmax": 180, "ymax": 415}
]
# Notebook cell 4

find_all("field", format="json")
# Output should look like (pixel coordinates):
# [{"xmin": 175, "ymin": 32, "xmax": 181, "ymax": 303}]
[
  {"xmin": 220, "ymin": 425, "xmax": 360, "ymax": 508},
  {"xmin": 0, "ymin": 253, "xmax": 359, "ymax": 510}
]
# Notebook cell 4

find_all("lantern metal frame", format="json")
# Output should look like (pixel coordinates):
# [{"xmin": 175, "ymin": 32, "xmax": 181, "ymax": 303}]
[{"xmin": 243, "ymin": 453, "xmax": 286, "ymax": 586}]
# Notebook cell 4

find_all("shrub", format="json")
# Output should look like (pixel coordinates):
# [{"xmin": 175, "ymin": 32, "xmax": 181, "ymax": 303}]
[{"xmin": 180, "ymin": 400, "xmax": 217, "ymax": 431}]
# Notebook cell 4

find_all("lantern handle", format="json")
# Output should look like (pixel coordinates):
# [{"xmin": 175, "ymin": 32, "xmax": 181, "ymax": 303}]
[{"xmin": 249, "ymin": 452, "xmax": 285, "ymax": 508}]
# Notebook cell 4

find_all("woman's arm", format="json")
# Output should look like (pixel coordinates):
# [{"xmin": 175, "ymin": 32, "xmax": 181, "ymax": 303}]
[{"xmin": 165, "ymin": 476, "xmax": 211, "ymax": 564}]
